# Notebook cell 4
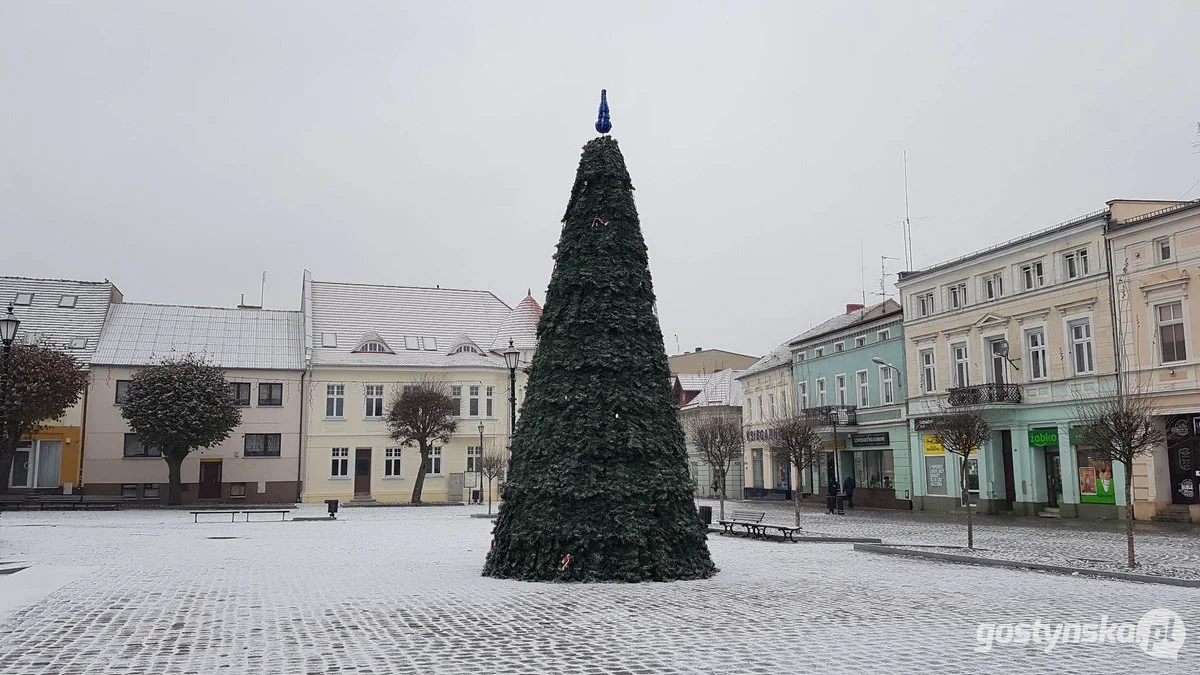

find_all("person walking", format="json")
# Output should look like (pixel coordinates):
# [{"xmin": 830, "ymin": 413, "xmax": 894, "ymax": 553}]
[
  {"xmin": 826, "ymin": 476, "xmax": 839, "ymax": 514},
  {"xmin": 843, "ymin": 475, "xmax": 856, "ymax": 509}
]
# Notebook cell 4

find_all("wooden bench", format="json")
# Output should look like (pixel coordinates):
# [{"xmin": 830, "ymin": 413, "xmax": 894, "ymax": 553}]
[
  {"xmin": 242, "ymin": 509, "xmax": 289, "ymax": 522},
  {"xmin": 37, "ymin": 495, "xmax": 84, "ymax": 510},
  {"xmin": 191, "ymin": 510, "xmax": 241, "ymax": 523},
  {"xmin": 718, "ymin": 510, "xmax": 766, "ymax": 536},
  {"xmin": 80, "ymin": 495, "xmax": 125, "ymax": 510},
  {"xmin": 757, "ymin": 523, "xmax": 803, "ymax": 543},
  {"xmin": 0, "ymin": 496, "xmax": 29, "ymax": 511}
]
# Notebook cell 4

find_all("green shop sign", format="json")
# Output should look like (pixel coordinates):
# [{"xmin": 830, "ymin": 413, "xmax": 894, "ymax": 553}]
[{"xmin": 1029, "ymin": 428, "xmax": 1059, "ymax": 447}]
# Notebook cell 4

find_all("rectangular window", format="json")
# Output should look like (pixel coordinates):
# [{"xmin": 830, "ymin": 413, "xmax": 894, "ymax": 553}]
[
  {"xmin": 1064, "ymin": 248, "xmax": 1089, "ymax": 280},
  {"xmin": 230, "ymin": 482, "xmax": 246, "ymax": 498},
  {"xmin": 879, "ymin": 365, "xmax": 895, "ymax": 405},
  {"xmin": 1026, "ymin": 328, "xmax": 1048, "ymax": 380},
  {"xmin": 856, "ymin": 370, "xmax": 869, "ymax": 407},
  {"xmin": 780, "ymin": 390, "xmax": 789, "ymax": 416},
  {"xmin": 917, "ymin": 292, "xmax": 935, "ymax": 317},
  {"xmin": 920, "ymin": 348, "xmax": 937, "ymax": 394},
  {"xmin": 424, "ymin": 447, "xmax": 442, "ymax": 475},
  {"xmin": 143, "ymin": 484, "xmax": 160, "ymax": 500},
  {"xmin": 1021, "ymin": 261, "xmax": 1044, "ymax": 291},
  {"xmin": 325, "ymin": 384, "xmax": 344, "ymax": 418},
  {"xmin": 816, "ymin": 378, "xmax": 827, "ymax": 406},
  {"xmin": 1157, "ymin": 301, "xmax": 1187, "ymax": 364},
  {"xmin": 364, "ymin": 384, "xmax": 384, "ymax": 418},
  {"xmin": 834, "ymin": 342, "xmax": 845, "ymax": 353},
  {"xmin": 1069, "ymin": 319, "xmax": 1095, "ymax": 374},
  {"xmin": 230, "ymin": 382, "xmax": 251, "ymax": 407},
  {"xmin": 814, "ymin": 347, "xmax": 824, "ymax": 357},
  {"xmin": 951, "ymin": 342, "xmax": 969, "ymax": 388},
  {"xmin": 486, "ymin": 386, "xmax": 494, "ymax": 417},
  {"xmin": 835, "ymin": 374, "xmax": 847, "ymax": 406},
  {"xmin": 854, "ymin": 336, "xmax": 866, "ymax": 348},
  {"xmin": 983, "ymin": 272, "xmax": 1003, "ymax": 300},
  {"xmin": 13, "ymin": 292, "xmax": 32, "ymax": 306},
  {"xmin": 115, "ymin": 380, "xmax": 132, "ymax": 404},
  {"xmin": 796, "ymin": 351, "xmax": 807, "ymax": 362},
  {"xmin": 258, "ymin": 383, "xmax": 283, "ymax": 406},
  {"xmin": 450, "ymin": 386, "xmax": 462, "ymax": 416},
  {"xmin": 385, "ymin": 448, "xmax": 403, "ymax": 477},
  {"xmin": 949, "ymin": 283, "xmax": 967, "ymax": 309},
  {"xmin": 757, "ymin": 396, "xmax": 763, "ymax": 421},
  {"xmin": 244, "ymin": 433, "xmax": 282, "ymax": 457},
  {"xmin": 798, "ymin": 382, "xmax": 809, "ymax": 410},
  {"xmin": 121, "ymin": 484, "xmax": 139, "ymax": 499},
  {"xmin": 58, "ymin": 294, "xmax": 77, "ymax": 308},
  {"xmin": 321, "ymin": 332, "xmax": 338, "ymax": 348},
  {"xmin": 469, "ymin": 386, "xmax": 480, "ymax": 416},
  {"xmin": 1157, "ymin": 238, "xmax": 1172, "ymax": 262},
  {"xmin": 768, "ymin": 393, "xmax": 776, "ymax": 419},
  {"xmin": 331, "ymin": 448, "xmax": 350, "ymax": 478},
  {"xmin": 467, "ymin": 446, "xmax": 482, "ymax": 473},
  {"xmin": 878, "ymin": 329, "xmax": 890, "ymax": 342},
  {"xmin": 123, "ymin": 434, "xmax": 161, "ymax": 458}
]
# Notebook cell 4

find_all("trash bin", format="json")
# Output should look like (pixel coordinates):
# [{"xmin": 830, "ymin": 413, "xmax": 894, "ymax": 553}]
[
  {"xmin": 698, "ymin": 505, "xmax": 713, "ymax": 525},
  {"xmin": 325, "ymin": 499, "xmax": 339, "ymax": 519}
]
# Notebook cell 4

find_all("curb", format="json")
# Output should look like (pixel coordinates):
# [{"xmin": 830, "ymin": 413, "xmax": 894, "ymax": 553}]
[
  {"xmin": 706, "ymin": 527, "xmax": 881, "ymax": 544},
  {"xmin": 853, "ymin": 543, "xmax": 1200, "ymax": 587}
]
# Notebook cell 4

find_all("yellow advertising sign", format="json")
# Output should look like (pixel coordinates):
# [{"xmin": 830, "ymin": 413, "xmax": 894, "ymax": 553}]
[
  {"xmin": 923, "ymin": 435, "xmax": 944, "ymax": 455},
  {"xmin": 821, "ymin": 440, "xmax": 847, "ymax": 451}
]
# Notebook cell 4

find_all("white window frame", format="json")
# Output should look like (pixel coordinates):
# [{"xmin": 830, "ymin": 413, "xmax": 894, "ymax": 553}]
[
  {"xmin": 768, "ymin": 393, "xmax": 776, "ymax": 420},
  {"xmin": 469, "ymin": 386, "xmax": 480, "ymax": 416},
  {"xmin": 835, "ymin": 374, "xmax": 847, "ymax": 406},
  {"xmin": 983, "ymin": 272, "xmax": 1003, "ymax": 301},
  {"xmin": 854, "ymin": 336, "xmax": 866, "ymax": 348},
  {"xmin": 485, "ymin": 386, "xmax": 494, "ymax": 417},
  {"xmin": 949, "ymin": 282, "xmax": 967, "ymax": 309},
  {"xmin": 1025, "ymin": 327, "xmax": 1048, "ymax": 381},
  {"xmin": 878, "ymin": 329, "xmax": 890, "ymax": 342},
  {"xmin": 814, "ymin": 347, "xmax": 825, "ymax": 357},
  {"xmin": 325, "ymin": 384, "xmax": 345, "ymax": 419},
  {"xmin": 856, "ymin": 370, "xmax": 869, "ymax": 407},
  {"xmin": 384, "ymin": 448, "xmax": 403, "ymax": 478},
  {"xmin": 816, "ymin": 378, "xmax": 827, "ymax": 406},
  {"xmin": 1156, "ymin": 237, "xmax": 1173, "ymax": 263},
  {"xmin": 879, "ymin": 365, "xmax": 895, "ymax": 405},
  {"xmin": 1067, "ymin": 317, "xmax": 1096, "ymax": 375},
  {"xmin": 951, "ymin": 342, "xmax": 969, "ymax": 388},
  {"xmin": 834, "ymin": 341, "xmax": 845, "ymax": 353},
  {"xmin": 919, "ymin": 348, "xmax": 937, "ymax": 394},
  {"xmin": 983, "ymin": 334, "xmax": 1009, "ymax": 385},
  {"xmin": 796, "ymin": 351, "xmax": 807, "ymax": 362},
  {"xmin": 424, "ymin": 447, "xmax": 443, "ymax": 476},
  {"xmin": 798, "ymin": 382, "xmax": 809, "ymax": 410},
  {"xmin": 757, "ymin": 396, "xmax": 764, "ymax": 421},
  {"xmin": 466, "ymin": 446, "xmax": 482, "ymax": 474},
  {"xmin": 330, "ymin": 448, "xmax": 350, "ymax": 478},
  {"xmin": 917, "ymin": 292, "xmax": 935, "ymax": 317},
  {"xmin": 364, "ymin": 384, "xmax": 385, "ymax": 418},
  {"xmin": 1064, "ymin": 248, "xmax": 1089, "ymax": 280},
  {"xmin": 1156, "ymin": 300, "xmax": 1187, "ymax": 365},
  {"xmin": 1021, "ymin": 260, "xmax": 1045, "ymax": 291}
]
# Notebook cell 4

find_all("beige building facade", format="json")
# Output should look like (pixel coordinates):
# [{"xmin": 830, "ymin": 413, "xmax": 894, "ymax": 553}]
[
  {"xmin": 735, "ymin": 346, "xmax": 795, "ymax": 500},
  {"xmin": 898, "ymin": 211, "xmax": 1121, "ymax": 518}
]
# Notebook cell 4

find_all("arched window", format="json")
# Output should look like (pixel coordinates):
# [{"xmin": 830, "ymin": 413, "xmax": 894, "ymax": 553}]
[{"xmin": 355, "ymin": 341, "xmax": 392, "ymax": 354}]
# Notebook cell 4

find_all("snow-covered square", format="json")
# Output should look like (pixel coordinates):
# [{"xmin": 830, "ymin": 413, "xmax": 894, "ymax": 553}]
[{"xmin": 1, "ymin": 504, "xmax": 1198, "ymax": 674}]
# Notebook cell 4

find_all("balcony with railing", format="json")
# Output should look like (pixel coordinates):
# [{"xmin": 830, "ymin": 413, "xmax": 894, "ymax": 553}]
[
  {"xmin": 804, "ymin": 405, "xmax": 857, "ymax": 426},
  {"xmin": 947, "ymin": 384, "xmax": 1022, "ymax": 406}
]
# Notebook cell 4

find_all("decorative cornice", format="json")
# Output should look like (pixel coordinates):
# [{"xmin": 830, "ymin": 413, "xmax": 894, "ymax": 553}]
[{"xmin": 1054, "ymin": 295, "xmax": 1098, "ymax": 315}]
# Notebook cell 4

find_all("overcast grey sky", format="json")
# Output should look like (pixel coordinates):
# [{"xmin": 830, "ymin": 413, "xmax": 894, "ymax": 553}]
[{"xmin": 3, "ymin": 1, "xmax": 1199, "ymax": 357}]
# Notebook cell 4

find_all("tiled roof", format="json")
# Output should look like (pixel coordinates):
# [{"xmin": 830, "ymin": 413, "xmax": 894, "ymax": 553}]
[
  {"xmin": 674, "ymin": 373, "xmax": 710, "ymax": 392},
  {"xmin": 787, "ymin": 299, "xmax": 901, "ymax": 347},
  {"xmin": 681, "ymin": 369, "xmax": 744, "ymax": 410},
  {"xmin": 737, "ymin": 344, "xmax": 792, "ymax": 379},
  {"xmin": 309, "ymin": 279, "xmax": 522, "ymax": 368},
  {"xmin": 0, "ymin": 276, "xmax": 122, "ymax": 366},
  {"xmin": 92, "ymin": 303, "xmax": 304, "ymax": 370},
  {"xmin": 490, "ymin": 293, "xmax": 542, "ymax": 350}
]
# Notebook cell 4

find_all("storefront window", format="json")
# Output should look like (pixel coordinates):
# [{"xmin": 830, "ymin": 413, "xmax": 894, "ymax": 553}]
[
  {"xmin": 962, "ymin": 456, "xmax": 979, "ymax": 506},
  {"xmin": 751, "ymin": 449, "xmax": 764, "ymax": 488},
  {"xmin": 850, "ymin": 450, "xmax": 895, "ymax": 489}
]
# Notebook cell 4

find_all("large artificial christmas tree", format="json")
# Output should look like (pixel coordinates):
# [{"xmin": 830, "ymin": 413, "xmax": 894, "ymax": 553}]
[{"xmin": 483, "ymin": 92, "xmax": 716, "ymax": 582}]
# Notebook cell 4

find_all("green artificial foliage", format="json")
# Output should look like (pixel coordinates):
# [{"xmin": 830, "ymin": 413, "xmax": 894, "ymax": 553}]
[{"xmin": 483, "ymin": 136, "xmax": 716, "ymax": 582}]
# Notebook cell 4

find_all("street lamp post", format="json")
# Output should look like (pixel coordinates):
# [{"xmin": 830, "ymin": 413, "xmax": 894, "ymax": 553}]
[
  {"xmin": 477, "ymin": 421, "xmax": 485, "ymax": 504},
  {"xmin": 0, "ymin": 306, "xmax": 21, "ymax": 447},
  {"xmin": 503, "ymin": 339, "xmax": 520, "ymax": 444}
]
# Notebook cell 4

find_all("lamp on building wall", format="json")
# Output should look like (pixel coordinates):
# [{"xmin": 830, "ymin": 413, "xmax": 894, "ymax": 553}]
[
  {"xmin": 871, "ymin": 357, "xmax": 903, "ymax": 385},
  {"xmin": 504, "ymin": 339, "xmax": 520, "ymax": 442},
  {"xmin": 0, "ymin": 305, "xmax": 20, "ymax": 444},
  {"xmin": 477, "ymin": 421, "xmax": 485, "ymax": 504}
]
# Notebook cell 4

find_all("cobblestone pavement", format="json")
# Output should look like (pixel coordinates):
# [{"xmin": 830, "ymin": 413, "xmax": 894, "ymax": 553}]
[
  {"xmin": 702, "ymin": 498, "xmax": 1200, "ymax": 578},
  {"xmin": 1, "ymin": 504, "xmax": 1198, "ymax": 674}
]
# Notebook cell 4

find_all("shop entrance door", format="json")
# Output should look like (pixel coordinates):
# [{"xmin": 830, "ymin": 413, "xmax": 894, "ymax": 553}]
[
  {"xmin": 1045, "ymin": 451, "xmax": 1063, "ymax": 508},
  {"xmin": 1000, "ymin": 431, "xmax": 1016, "ymax": 510},
  {"xmin": 1168, "ymin": 442, "xmax": 1200, "ymax": 504},
  {"xmin": 198, "ymin": 461, "xmax": 222, "ymax": 500},
  {"xmin": 354, "ymin": 448, "xmax": 372, "ymax": 496}
]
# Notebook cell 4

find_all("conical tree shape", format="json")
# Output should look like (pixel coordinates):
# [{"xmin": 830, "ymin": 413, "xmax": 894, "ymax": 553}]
[{"xmin": 483, "ymin": 136, "xmax": 716, "ymax": 582}]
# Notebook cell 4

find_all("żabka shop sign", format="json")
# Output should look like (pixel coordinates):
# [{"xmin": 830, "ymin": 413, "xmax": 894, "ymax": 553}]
[{"xmin": 1028, "ymin": 428, "xmax": 1059, "ymax": 447}]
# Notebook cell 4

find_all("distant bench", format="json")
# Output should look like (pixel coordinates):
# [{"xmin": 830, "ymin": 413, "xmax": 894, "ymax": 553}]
[
  {"xmin": 718, "ymin": 510, "xmax": 802, "ymax": 543},
  {"xmin": 0, "ymin": 495, "xmax": 124, "ymax": 511},
  {"xmin": 192, "ymin": 510, "xmax": 290, "ymax": 523}
]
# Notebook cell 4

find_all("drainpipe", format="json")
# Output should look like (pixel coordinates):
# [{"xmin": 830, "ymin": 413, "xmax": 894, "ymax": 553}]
[
  {"xmin": 1104, "ymin": 223, "xmax": 1123, "ymax": 395},
  {"xmin": 77, "ymin": 378, "xmax": 89, "ymax": 492},
  {"xmin": 296, "ymin": 369, "xmax": 306, "ymax": 503}
]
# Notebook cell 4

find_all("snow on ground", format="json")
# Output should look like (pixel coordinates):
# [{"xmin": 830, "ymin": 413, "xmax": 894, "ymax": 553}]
[{"xmin": 1, "ymin": 503, "xmax": 1197, "ymax": 674}]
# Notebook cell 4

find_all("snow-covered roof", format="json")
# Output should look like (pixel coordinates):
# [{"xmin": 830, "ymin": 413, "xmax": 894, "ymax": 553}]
[
  {"xmin": 787, "ymin": 299, "xmax": 901, "ymax": 347},
  {"xmin": 92, "ymin": 303, "xmax": 304, "ymax": 370},
  {"xmin": 0, "ymin": 276, "xmax": 122, "ymax": 366},
  {"xmin": 308, "ymin": 279, "xmax": 536, "ymax": 368},
  {"xmin": 681, "ymin": 369, "xmax": 744, "ymax": 410},
  {"xmin": 674, "ymin": 373, "xmax": 710, "ymax": 392},
  {"xmin": 736, "ymin": 344, "xmax": 792, "ymax": 379}
]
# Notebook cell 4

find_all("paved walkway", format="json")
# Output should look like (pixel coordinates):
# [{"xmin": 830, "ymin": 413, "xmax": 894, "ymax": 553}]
[{"xmin": 1, "ymin": 504, "xmax": 1197, "ymax": 673}]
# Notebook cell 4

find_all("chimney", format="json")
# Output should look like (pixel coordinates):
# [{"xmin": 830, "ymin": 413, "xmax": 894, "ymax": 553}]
[
  {"xmin": 694, "ymin": 347, "xmax": 702, "ymax": 353},
  {"xmin": 845, "ymin": 303, "xmax": 865, "ymax": 314}
]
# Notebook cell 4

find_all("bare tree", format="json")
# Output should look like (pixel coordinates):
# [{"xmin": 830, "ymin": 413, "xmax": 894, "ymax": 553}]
[
  {"xmin": 768, "ymin": 412, "xmax": 822, "ymax": 526},
  {"xmin": 385, "ymin": 380, "xmax": 458, "ymax": 504},
  {"xmin": 929, "ymin": 407, "xmax": 992, "ymax": 549},
  {"xmin": 479, "ymin": 444, "xmax": 507, "ymax": 515},
  {"xmin": 1073, "ymin": 387, "xmax": 1164, "ymax": 568},
  {"xmin": 685, "ymin": 412, "xmax": 743, "ymax": 521}
]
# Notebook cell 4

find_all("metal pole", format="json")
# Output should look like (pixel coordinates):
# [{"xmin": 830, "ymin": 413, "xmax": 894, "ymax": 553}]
[
  {"xmin": 478, "ymin": 426, "xmax": 484, "ymax": 504},
  {"xmin": 508, "ymin": 366, "xmax": 517, "ymax": 444}
]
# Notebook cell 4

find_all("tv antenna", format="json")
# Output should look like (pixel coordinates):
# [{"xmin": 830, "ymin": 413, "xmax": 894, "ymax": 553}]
[
  {"xmin": 903, "ymin": 152, "xmax": 913, "ymax": 270},
  {"xmin": 871, "ymin": 255, "xmax": 900, "ymax": 300}
]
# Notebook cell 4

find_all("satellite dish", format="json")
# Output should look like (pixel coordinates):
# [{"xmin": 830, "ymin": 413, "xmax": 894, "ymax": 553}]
[{"xmin": 994, "ymin": 340, "xmax": 1010, "ymax": 358}]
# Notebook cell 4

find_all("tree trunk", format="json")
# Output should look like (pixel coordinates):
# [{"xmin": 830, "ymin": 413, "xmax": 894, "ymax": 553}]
[
  {"xmin": 1123, "ymin": 458, "xmax": 1135, "ymax": 568},
  {"xmin": 487, "ymin": 477, "xmax": 493, "ymax": 515},
  {"xmin": 411, "ymin": 443, "xmax": 430, "ymax": 504},
  {"xmin": 792, "ymin": 463, "xmax": 802, "ymax": 527},
  {"xmin": 0, "ymin": 431, "xmax": 19, "ymax": 495},
  {"xmin": 716, "ymin": 468, "xmax": 726, "ymax": 521},
  {"xmin": 961, "ymin": 454, "xmax": 973, "ymax": 549},
  {"xmin": 165, "ymin": 453, "xmax": 185, "ymax": 506}
]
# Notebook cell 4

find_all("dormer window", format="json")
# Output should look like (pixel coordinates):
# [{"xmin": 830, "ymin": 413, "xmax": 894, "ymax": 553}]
[
  {"xmin": 453, "ymin": 344, "xmax": 480, "ymax": 354},
  {"xmin": 355, "ymin": 341, "xmax": 392, "ymax": 353},
  {"xmin": 59, "ymin": 295, "xmax": 78, "ymax": 308},
  {"xmin": 69, "ymin": 337, "xmax": 87, "ymax": 349}
]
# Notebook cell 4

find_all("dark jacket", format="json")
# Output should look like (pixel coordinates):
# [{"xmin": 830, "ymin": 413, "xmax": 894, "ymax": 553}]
[
  {"xmin": 843, "ymin": 476, "xmax": 856, "ymax": 494},
  {"xmin": 828, "ymin": 479, "xmax": 840, "ymax": 496}
]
